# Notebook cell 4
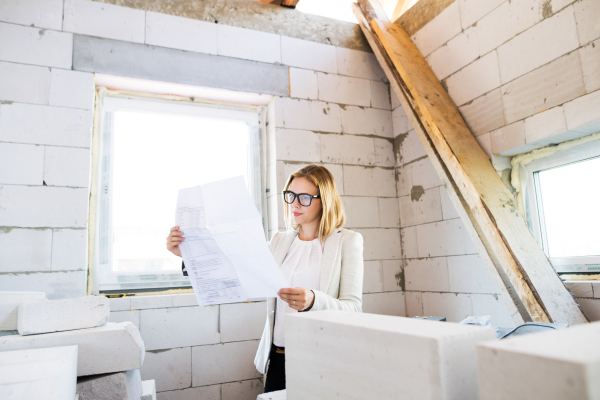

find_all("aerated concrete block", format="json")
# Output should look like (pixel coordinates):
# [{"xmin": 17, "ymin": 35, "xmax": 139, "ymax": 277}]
[
  {"xmin": 141, "ymin": 380, "xmax": 156, "ymax": 400},
  {"xmin": 0, "ymin": 291, "xmax": 46, "ymax": 330},
  {"xmin": 0, "ymin": 345, "xmax": 78, "ymax": 400},
  {"xmin": 286, "ymin": 311, "xmax": 496, "ymax": 400},
  {"xmin": 18, "ymin": 296, "xmax": 109, "ymax": 335},
  {"xmin": 258, "ymin": 390, "xmax": 286, "ymax": 400},
  {"xmin": 0, "ymin": 322, "xmax": 145, "ymax": 376},
  {"xmin": 77, "ymin": 369, "xmax": 142, "ymax": 400},
  {"xmin": 478, "ymin": 321, "xmax": 600, "ymax": 400}
]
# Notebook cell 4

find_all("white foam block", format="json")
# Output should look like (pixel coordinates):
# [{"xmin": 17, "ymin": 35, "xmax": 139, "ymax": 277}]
[
  {"xmin": 0, "ymin": 345, "xmax": 78, "ymax": 400},
  {"xmin": 18, "ymin": 296, "xmax": 109, "ymax": 335},
  {"xmin": 0, "ymin": 291, "xmax": 46, "ymax": 330},
  {"xmin": 258, "ymin": 389, "xmax": 286, "ymax": 400},
  {"xmin": 141, "ymin": 379, "xmax": 156, "ymax": 400},
  {"xmin": 285, "ymin": 311, "xmax": 496, "ymax": 400},
  {"xmin": 0, "ymin": 322, "xmax": 144, "ymax": 376},
  {"xmin": 478, "ymin": 321, "xmax": 600, "ymax": 400},
  {"xmin": 77, "ymin": 369, "xmax": 142, "ymax": 400}
]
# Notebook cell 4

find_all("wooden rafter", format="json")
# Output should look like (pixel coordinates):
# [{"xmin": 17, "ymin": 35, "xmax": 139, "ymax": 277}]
[{"xmin": 354, "ymin": 0, "xmax": 588, "ymax": 325}]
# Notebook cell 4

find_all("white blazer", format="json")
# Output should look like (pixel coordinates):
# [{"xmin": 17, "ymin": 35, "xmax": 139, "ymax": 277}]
[{"xmin": 254, "ymin": 228, "xmax": 364, "ymax": 374}]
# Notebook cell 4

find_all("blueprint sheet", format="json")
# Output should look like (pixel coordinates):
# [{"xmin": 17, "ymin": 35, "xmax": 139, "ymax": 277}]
[{"xmin": 176, "ymin": 176, "xmax": 287, "ymax": 306}]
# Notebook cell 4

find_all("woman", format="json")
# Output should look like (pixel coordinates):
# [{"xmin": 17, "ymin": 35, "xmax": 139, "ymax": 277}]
[{"xmin": 166, "ymin": 165, "xmax": 364, "ymax": 393}]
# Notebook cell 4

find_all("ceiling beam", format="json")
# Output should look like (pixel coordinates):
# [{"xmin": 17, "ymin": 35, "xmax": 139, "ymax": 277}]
[{"xmin": 353, "ymin": 0, "xmax": 588, "ymax": 325}]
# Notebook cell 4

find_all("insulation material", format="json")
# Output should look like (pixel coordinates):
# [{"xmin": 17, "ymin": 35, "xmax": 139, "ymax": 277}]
[{"xmin": 510, "ymin": 131, "xmax": 600, "ymax": 216}]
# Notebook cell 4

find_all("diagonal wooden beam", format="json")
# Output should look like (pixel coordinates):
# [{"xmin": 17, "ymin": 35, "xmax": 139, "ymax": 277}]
[{"xmin": 354, "ymin": 0, "xmax": 587, "ymax": 325}]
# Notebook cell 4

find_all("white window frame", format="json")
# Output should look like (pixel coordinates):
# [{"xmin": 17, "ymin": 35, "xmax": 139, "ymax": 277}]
[
  {"xmin": 521, "ymin": 139, "xmax": 600, "ymax": 274},
  {"xmin": 94, "ymin": 95, "xmax": 263, "ymax": 292}
]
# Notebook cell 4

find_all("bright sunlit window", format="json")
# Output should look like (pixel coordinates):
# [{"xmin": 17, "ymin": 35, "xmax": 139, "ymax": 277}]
[
  {"xmin": 95, "ymin": 96, "xmax": 261, "ymax": 291},
  {"xmin": 536, "ymin": 157, "xmax": 600, "ymax": 258},
  {"xmin": 523, "ymin": 139, "xmax": 600, "ymax": 274}
]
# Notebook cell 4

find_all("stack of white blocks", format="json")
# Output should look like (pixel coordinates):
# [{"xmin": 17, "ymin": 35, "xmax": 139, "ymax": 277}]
[
  {"xmin": 478, "ymin": 321, "xmax": 600, "ymax": 400},
  {"xmin": 284, "ymin": 311, "xmax": 599, "ymax": 400},
  {"xmin": 285, "ymin": 311, "xmax": 497, "ymax": 400},
  {"xmin": 0, "ymin": 292, "xmax": 156, "ymax": 400}
]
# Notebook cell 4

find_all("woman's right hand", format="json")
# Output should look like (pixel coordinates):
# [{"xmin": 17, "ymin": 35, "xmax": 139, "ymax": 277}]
[{"xmin": 166, "ymin": 226, "xmax": 184, "ymax": 258}]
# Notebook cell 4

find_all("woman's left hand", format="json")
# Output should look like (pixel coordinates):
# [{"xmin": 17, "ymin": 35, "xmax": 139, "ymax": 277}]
[{"xmin": 278, "ymin": 287, "xmax": 315, "ymax": 311}]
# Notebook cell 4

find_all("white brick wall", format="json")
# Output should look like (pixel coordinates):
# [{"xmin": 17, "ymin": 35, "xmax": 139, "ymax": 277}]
[
  {"xmin": 141, "ymin": 347, "xmax": 191, "ymax": 392},
  {"xmin": 0, "ymin": 228, "xmax": 52, "ymax": 272},
  {"xmin": 0, "ymin": 185, "xmax": 89, "ymax": 228},
  {"xmin": 217, "ymin": 24, "xmax": 281, "ymax": 64},
  {"xmin": 476, "ymin": 0, "xmax": 542, "ymax": 57},
  {"xmin": 51, "ymin": 228, "xmax": 87, "ymax": 270},
  {"xmin": 222, "ymin": 379, "xmax": 263, "ymax": 400},
  {"xmin": 289, "ymin": 68, "xmax": 318, "ymax": 100},
  {"xmin": 580, "ymin": 38, "xmax": 600, "ymax": 93},
  {"xmin": 416, "ymin": 219, "xmax": 477, "ymax": 258},
  {"xmin": 405, "ymin": 257, "xmax": 449, "ymax": 292},
  {"xmin": 458, "ymin": 88, "xmax": 505, "ymax": 136},
  {"xmin": 422, "ymin": 292, "xmax": 472, "ymax": 322},
  {"xmin": 317, "ymin": 73, "xmax": 371, "ymax": 107},
  {"xmin": 446, "ymin": 51, "xmax": 501, "ymax": 107},
  {"xmin": 574, "ymin": 0, "xmax": 600, "ymax": 46},
  {"xmin": 341, "ymin": 106, "xmax": 393, "ymax": 137},
  {"xmin": 63, "ymin": 0, "xmax": 145, "ymax": 43},
  {"xmin": 354, "ymin": 228, "xmax": 401, "ymax": 260},
  {"xmin": 399, "ymin": 187, "xmax": 443, "ymax": 227},
  {"xmin": 336, "ymin": 47, "xmax": 386, "ymax": 81},
  {"xmin": 275, "ymin": 129, "xmax": 320, "ymax": 162},
  {"xmin": 412, "ymin": 1, "xmax": 462, "ymax": 57},
  {"xmin": 43, "ymin": 146, "xmax": 91, "ymax": 187},
  {"xmin": 0, "ymin": 61, "xmax": 50, "ymax": 105},
  {"xmin": 49, "ymin": 69, "xmax": 94, "ymax": 110},
  {"xmin": 370, "ymin": 80, "xmax": 391, "ymax": 109},
  {"xmin": 0, "ymin": 22, "xmax": 72, "ymax": 68},
  {"xmin": 220, "ymin": 302, "xmax": 265, "ymax": 342},
  {"xmin": 343, "ymin": 166, "xmax": 396, "ymax": 197},
  {"xmin": 490, "ymin": 121, "xmax": 525, "ymax": 154},
  {"xmin": 192, "ymin": 341, "xmax": 262, "ymax": 386},
  {"xmin": 0, "ymin": 103, "xmax": 93, "ymax": 147},
  {"xmin": 362, "ymin": 291, "xmax": 406, "ymax": 316},
  {"xmin": 281, "ymin": 98, "xmax": 341, "ymax": 133},
  {"xmin": 457, "ymin": 0, "xmax": 504, "ymax": 30},
  {"xmin": 0, "ymin": 0, "xmax": 64, "ymax": 30},
  {"xmin": 145, "ymin": 11, "xmax": 217, "ymax": 55},
  {"xmin": 524, "ymin": 106, "xmax": 567, "ymax": 144},
  {"xmin": 140, "ymin": 306, "xmax": 220, "ymax": 351},
  {"xmin": 501, "ymin": 51, "xmax": 585, "ymax": 125},
  {"xmin": 427, "ymin": 27, "xmax": 479, "ymax": 80},
  {"xmin": 281, "ymin": 36, "xmax": 337, "ymax": 73},
  {"xmin": 0, "ymin": 143, "xmax": 44, "ymax": 185},
  {"xmin": 344, "ymin": 196, "xmax": 380, "ymax": 228},
  {"xmin": 497, "ymin": 6, "xmax": 579, "ymax": 84}
]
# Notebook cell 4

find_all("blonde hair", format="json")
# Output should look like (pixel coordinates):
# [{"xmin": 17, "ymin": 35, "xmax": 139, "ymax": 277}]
[{"xmin": 283, "ymin": 165, "xmax": 345, "ymax": 241}]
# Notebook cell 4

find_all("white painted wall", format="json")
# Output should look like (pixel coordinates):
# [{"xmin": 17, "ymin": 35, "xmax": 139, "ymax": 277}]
[{"xmin": 398, "ymin": 0, "xmax": 600, "ymax": 325}]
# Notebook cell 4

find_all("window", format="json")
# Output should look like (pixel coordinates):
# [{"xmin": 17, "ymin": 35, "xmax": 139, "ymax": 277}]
[
  {"xmin": 93, "ymin": 96, "xmax": 263, "ymax": 292},
  {"xmin": 522, "ymin": 139, "xmax": 600, "ymax": 273}
]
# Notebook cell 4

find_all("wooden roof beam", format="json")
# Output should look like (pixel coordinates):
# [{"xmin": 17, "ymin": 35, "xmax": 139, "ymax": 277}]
[{"xmin": 353, "ymin": 0, "xmax": 587, "ymax": 325}]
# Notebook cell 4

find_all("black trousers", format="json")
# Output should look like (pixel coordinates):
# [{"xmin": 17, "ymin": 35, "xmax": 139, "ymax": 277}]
[{"xmin": 264, "ymin": 346, "xmax": 286, "ymax": 393}]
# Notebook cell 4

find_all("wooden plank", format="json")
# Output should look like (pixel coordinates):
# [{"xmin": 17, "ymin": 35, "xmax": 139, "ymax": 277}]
[
  {"xmin": 351, "ymin": 3, "xmax": 526, "ymax": 326},
  {"xmin": 355, "ymin": 0, "xmax": 587, "ymax": 324}
]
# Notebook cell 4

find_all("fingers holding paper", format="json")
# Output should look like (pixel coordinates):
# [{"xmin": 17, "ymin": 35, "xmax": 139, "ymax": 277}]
[
  {"xmin": 166, "ymin": 226, "xmax": 184, "ymax": 257},
  {"xmin": 278, "ymin": 287, "xmax": 315, "ymax": 311}
]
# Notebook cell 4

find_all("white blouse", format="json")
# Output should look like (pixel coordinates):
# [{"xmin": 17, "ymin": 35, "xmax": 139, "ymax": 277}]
[{"xmin": 272, "ymin": 236, "xmax": 323, "ymax": 347}]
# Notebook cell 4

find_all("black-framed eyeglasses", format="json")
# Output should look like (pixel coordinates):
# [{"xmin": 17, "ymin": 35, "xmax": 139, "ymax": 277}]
[{"xmin": 283, "ymin": 191, "xmax": 321, "ymax": 207}]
